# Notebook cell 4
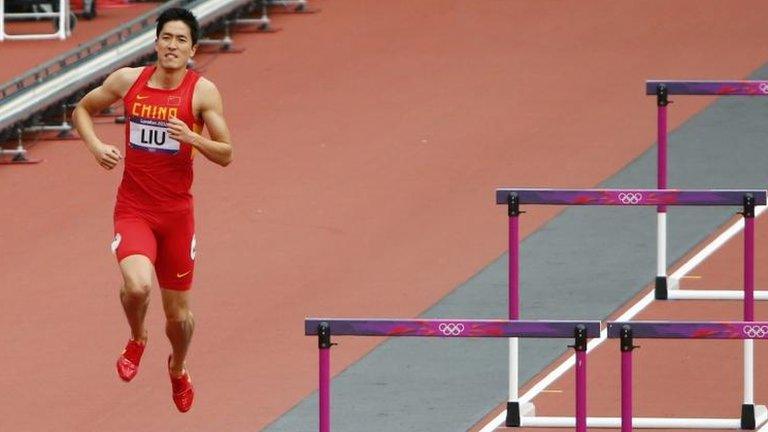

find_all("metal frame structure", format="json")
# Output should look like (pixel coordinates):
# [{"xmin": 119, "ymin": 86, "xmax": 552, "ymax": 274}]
[{"xmin": 0, "ymin": 0, "xmax": 71, "ymax": 41}]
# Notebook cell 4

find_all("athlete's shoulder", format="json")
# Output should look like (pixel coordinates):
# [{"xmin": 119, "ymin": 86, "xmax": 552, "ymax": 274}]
[
  {"xmin": 112, "ymin": 66, "xmax": 144, "ymax": 80},
  {"xmin": 193, "ymin": 77, "xmax": 223, "ymax": 105},
  {"xmin": 194, "ymin": 76, "xmax": 219, "ymax": 95},
  {"xmin": 104, "ymin": 67, "xmax": 145, "ymax": 97}
]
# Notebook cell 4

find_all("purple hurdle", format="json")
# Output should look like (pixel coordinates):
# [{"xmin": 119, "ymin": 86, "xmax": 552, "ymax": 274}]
[
  {"xmin": 646, "ymin": 80, "xmax": 768, "ymax": 301},
  {"xmin": 306, "ymin": 318, "xmax": 600, "ymax": 432},
  {"xmin": 608, "ymin": 321, "xmax": 768, "ymax": 431},
  {"xmin": 646, "ymin": 81, "xmax": 768, "ymax": 96},
  {"xmin": 496, "ymin": 188, "xmax": 766, "ymax": 429}
]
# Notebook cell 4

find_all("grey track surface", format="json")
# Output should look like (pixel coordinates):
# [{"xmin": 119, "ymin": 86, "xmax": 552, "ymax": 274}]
[{"xmin": 266, "ymin": 66, "xmax": 768, "ymax": 432}]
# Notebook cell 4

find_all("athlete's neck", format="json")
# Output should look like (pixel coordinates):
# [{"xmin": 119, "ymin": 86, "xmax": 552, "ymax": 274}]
[{"xmin": 149, "ymin": 65, "xmax": 188, "ymax": 90}]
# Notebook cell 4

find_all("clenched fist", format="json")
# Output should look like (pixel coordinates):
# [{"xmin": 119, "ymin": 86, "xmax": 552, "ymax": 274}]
[{"xmin": 91, "ymin": 142, "xmax": 123, "ymax": 170}]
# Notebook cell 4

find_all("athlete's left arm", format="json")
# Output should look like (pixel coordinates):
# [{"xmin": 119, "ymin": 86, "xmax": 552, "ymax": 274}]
[{"xmin": 167, "ymin": 79, "xmax": 233, "ymax": 167}]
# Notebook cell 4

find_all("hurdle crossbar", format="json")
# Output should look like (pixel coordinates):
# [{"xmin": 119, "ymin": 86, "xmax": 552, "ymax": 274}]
[
  {"xmin": 494, "ymin": 188, "xmax": 766, "ymax": 206},
  {"xmin": 608, "ymin": 321, "xmax": 768, "ymax": 339},
  {"xmin": 646, "ymin": 79, "xmax": 768, "ymax": 301},
  {"xmin": 608, "ymin": 321, "xmax": 768, "ymax": 431},
  {"xmin": 497, "ymin": 188, "xmax": 765, "ymax": 428},
  {"xmin": 306, "ymin": 318, "xmax": 600, "ymax": 432},
  {"xmin": 305, "ymin": 318, "xmax": 601, "ymax": 338},
  {"xmin": 646, "ymin": 80, "xmax": 768, "ymax": 96}
]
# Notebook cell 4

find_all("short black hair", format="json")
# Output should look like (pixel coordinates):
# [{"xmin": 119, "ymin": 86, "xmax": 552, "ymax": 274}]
[{"xmin": 156, "ymin": 7, "xmax": 199, "ymax": 45}]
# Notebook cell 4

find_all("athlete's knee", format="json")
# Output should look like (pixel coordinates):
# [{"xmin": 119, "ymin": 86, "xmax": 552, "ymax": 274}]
[
  {"xmin": 163, "ymin": 297, "xmax": 192, "ymax": 322},
  {"xmin": 119, "ymin": 255, "xmax": 153, "ymax": 301},
  {"xmin": 122, "ymin": 276, "xmax": 151, "ymax": 301},
  {"xmin": 161, "ymin": 289, "xmax": 191, "ymax": 321}
]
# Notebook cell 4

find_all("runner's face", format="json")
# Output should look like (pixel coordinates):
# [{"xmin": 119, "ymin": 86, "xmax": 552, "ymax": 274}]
[{"xmin": 156, "ymin": 21, "xmax": 197, "ymax": 70}]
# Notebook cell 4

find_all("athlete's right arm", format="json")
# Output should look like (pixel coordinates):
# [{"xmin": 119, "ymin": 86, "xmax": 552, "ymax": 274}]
[{"xmin": 73, "ymin": 68, "xmax": 137, "ymax": 170}]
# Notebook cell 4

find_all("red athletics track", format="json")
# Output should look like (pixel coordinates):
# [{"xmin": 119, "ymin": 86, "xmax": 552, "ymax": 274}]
[{"xmin": 1, "ymin": 1, "xmax": 768, "ymax": 430}]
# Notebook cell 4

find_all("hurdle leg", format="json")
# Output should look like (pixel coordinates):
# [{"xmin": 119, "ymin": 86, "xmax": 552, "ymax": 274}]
[
  {"xmin": 507, "ymin": 192, "xmax": 522, "ymax": 427},
  {"xmin": 743, "ymin": 194, "xmax": 755, "ymax": 322},
  {"xmin": 571, "ymin": 325, "xmax": 588, "ymax": 432},
  {"xmin": 655, "ymin": 84, "xmax": 670, "ymax": 299},
  {"xmin": 508, "ymin": 192, "xmax": 521, "ymax": 323},
  {"xmin": 742, "ymin": 194, "xmax": 756, "ymax": 429},
  {"xmin": 620, "ymin": 325, "xmax": 637, "ymax": 432},
  {"xmin": 318, "ymin": 323, "xmax": 333, "ymax": 432}
]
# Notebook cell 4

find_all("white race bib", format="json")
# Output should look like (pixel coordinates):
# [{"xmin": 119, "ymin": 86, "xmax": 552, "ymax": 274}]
[{"xmin": 129, "ymin": 117, "xmax": 180, "ymax": 154}]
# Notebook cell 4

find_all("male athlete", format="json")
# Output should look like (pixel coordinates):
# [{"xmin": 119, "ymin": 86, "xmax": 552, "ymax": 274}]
[{"xmin": 73, "ymin": 7, "xmax": 232, "ymax": 412}]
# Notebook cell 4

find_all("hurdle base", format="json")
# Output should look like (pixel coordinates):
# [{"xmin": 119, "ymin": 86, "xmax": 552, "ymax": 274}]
[
  {"xmin": 505, "ymin": 402, "xmax": 535, "ymax": 427},
  {"xmin": 668, "ymin": 277, "xmax": 681, "ymax": 291},
  {"xmin": 666, "ymin": 289, "xmax": 768, "ymax": 301},
  {"xmin": 743, "ymin": 404, "xmax": 756, "ymax": 429},
  {"xmin": 520, "ymin": 408, "xmax": 767, "ymax": 429},
  {"xmin": 655, "ymin": 276, "xmax": 668, "ymax": 300}
]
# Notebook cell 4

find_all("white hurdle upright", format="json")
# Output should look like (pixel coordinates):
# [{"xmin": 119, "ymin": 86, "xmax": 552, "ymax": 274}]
[{"xmin": 0, "ymin": 0, "xmax": 70, "ymax": 41}]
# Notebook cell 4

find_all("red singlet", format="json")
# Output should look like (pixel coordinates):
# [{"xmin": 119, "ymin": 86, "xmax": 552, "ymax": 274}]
[{"xmin": 119, "ymin": 65, "xmax": 201, "ymax": 211}]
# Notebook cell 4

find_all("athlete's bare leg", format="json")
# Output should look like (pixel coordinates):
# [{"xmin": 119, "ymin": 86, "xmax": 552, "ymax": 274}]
[
  {"xmin": 119, "ymin": 255, "xmax": 154, "ymax": 342},
  {"xmin": 161, "ymin": 288, "xmax": 194, "ymax": 375}
]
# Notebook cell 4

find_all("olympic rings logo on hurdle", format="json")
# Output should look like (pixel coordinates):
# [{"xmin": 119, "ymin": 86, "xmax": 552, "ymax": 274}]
[
  {"xmin": 617, "ymin": 192, "xmax": 643, "ymax": 205},
  {"xmin": 742, "ymin": 325, "xmax": 768, "ymax": 338},
  {"xmin": 438, "ymin": 322, "xmax": 465, "ymax": 336},
  {"xmin": 759, "ymin": 82, "xmax": 768, "ymax": 94}
]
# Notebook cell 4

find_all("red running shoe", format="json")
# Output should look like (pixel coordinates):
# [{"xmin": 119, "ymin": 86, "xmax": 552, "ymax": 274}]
[
  {"xmin": 168, "ymin": 356, "xmax": 194, "ymax": 413},
  {"xmin": 116, "ymin": 339, "xmax": 145, "ymax": 382}
]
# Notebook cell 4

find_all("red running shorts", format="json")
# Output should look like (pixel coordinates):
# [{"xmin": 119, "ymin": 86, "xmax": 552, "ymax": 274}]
[{"xmin": 112, "ymin": 204, "xmax": 196, "ymax": 291}]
